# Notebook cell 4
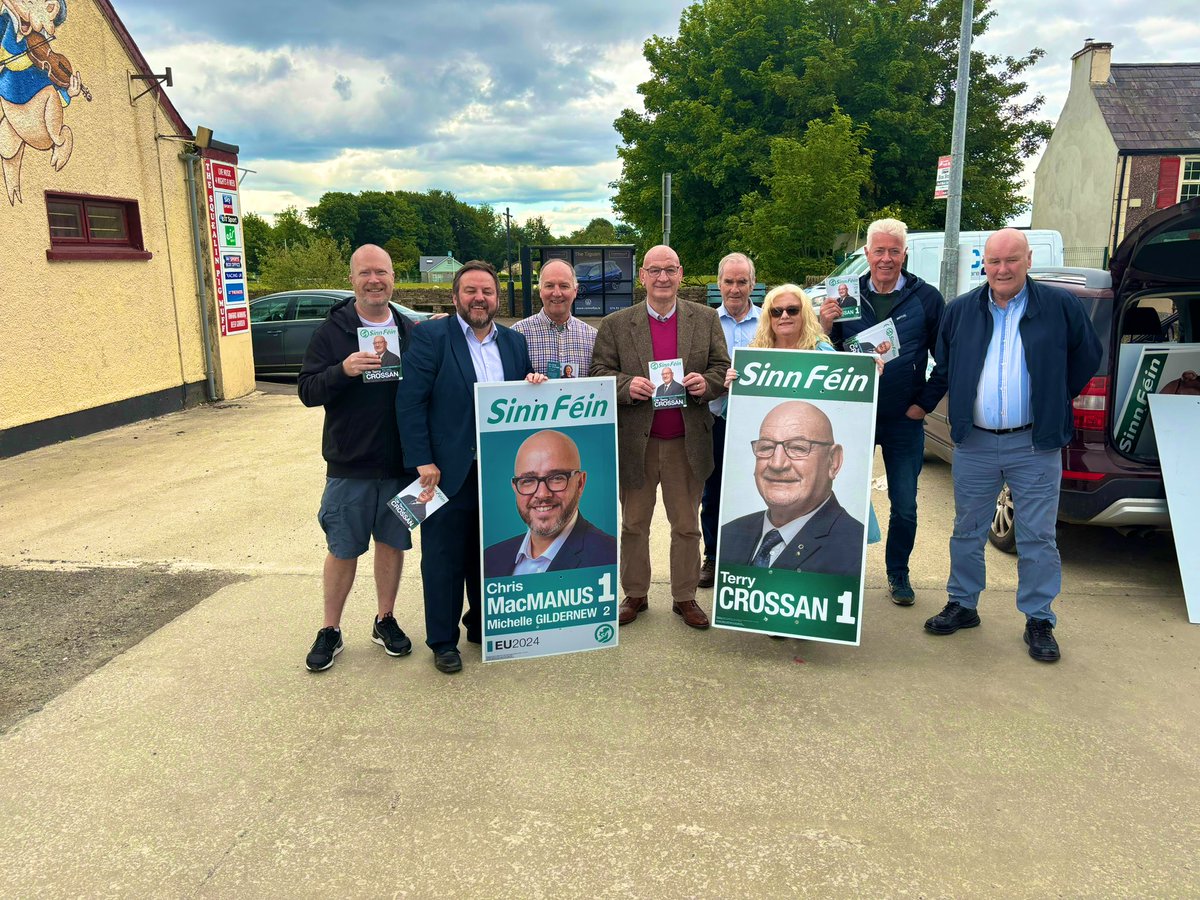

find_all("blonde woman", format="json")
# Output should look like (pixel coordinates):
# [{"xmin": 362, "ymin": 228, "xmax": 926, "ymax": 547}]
[{"xmin": 724, "ymin": 283, "xmax": 882, "ymax": 545}]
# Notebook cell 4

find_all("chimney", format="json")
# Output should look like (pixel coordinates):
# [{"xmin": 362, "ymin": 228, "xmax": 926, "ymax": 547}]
[{"xmin": 1071, "ymin": 40, "xmax": 1113, "ymax": 85}]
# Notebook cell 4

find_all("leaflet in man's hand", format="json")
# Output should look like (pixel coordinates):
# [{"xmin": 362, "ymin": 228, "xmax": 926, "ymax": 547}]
[
  {"xmin": 649, "ymin": 358, "xmax": 687, "ymax": 409},
  {"xmin": 358, "ymin": 326, "xmax": 401, "ymax": 382},
  {"xmin": 387, "ymin": 477, "xmax": 448, "ymax": 530},
  {"xmin": 845, "ymin": 319, "xmax": 900, "ymax": 363},
  {"xmin": 827, "ymin": 275, "xmax": 862, "ymax": 321}
]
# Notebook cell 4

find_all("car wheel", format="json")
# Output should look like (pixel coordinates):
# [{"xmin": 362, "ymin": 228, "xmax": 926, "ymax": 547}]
[{"xmin": 988, "ymin": 484, "xmax": 1017, "ymax": 553}]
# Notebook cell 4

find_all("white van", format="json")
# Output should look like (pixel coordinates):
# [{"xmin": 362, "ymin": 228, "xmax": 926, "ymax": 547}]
[{"xmin": 806, "ymin": 229, "xmax": 1064, "ymax": 300}]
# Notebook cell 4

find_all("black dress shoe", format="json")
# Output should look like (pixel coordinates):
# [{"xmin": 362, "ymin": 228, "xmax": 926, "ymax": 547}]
[
  {"xmin": 697, "ymin": 558, "xmax": 716, "ymax": 589},
  {"xmin": 1024, "ymin": 618, "xmax": 1061, "ymax": 662},
  {"xmin": 923, "ymin": 601, "xmax": 981, "ymax": 635},
  {"xmin": 433, "ymin": 648, "xmax": 463, "ymax": 673}
]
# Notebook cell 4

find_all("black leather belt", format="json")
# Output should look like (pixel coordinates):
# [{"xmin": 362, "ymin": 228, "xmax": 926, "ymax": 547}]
[{"xmin": 974, "ymin": 423, "xmax": 1033, "ymax": 435}]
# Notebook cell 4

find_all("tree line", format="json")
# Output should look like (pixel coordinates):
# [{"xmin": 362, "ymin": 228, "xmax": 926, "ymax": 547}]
[
  {"xmin": 243, "ymin": 190, "xmax": 637, "ymax": 291},
  {"xmin": 612, "ymin": 0, "xmax": 1051, "ymax": 280}
]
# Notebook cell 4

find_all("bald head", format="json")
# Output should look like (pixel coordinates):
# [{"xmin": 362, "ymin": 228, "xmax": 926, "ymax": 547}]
[
  {"xmin": 753, "ymin": 401, "xmax": 843, "ymax": 525},
  {"xmin": 512, "ymin": 430, "xmax": 586, "ymax": 541},
  {"xmin": 983, "ymin": 228, "xmax": 1033, "ymax": 306},
  {"xmin": 515, "ymin": 429, "xmax": 581, "ymax": 474},
  {"xmin": 349, "ymin": 243, "xmax": 395, "ymax": 316}
]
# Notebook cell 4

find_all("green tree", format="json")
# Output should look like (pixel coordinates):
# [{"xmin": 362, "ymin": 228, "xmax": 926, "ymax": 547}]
[
  {"xmin": 732, "ymin": 110, "xmax": 873, "ymax": 280},
  {"xmin": 272, "ymin": 205, "xmax": 315, "ymax": 249},
  {"xmin": 520, "ymin": 215, "xmax": 555, "ymax": 246},
  {"xmin": 613, "ymin": 0, "xmax": 1051, "ymax": 269},
  {"xmin": 566, "ymin": 217, "xmax": 620, "ymax": 245},
  {"xmin": 384, "ymin": 237, "xmax": 420, "ymax": 281},
  {"xmin": 242, "ymin": 211, "xmax": 273, "ymax": 278},
  {"xmin": 258, "ymin": 236, "xmax": 349, "ymax": 292},
  {"xmin": 308, "ymin": 192, "xmax": 361, "ymax": 248}
]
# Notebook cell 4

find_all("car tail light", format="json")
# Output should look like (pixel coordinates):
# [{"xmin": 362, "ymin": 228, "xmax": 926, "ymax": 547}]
[{"xmin": 1072, "ymin": 376, "xmax": 1108, "ymax": 431}]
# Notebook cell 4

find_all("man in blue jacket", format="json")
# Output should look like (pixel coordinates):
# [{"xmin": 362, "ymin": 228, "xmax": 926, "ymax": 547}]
[
  {"xmin": 822, "ymin": 219, "xmax": 945, "ymax": 606},
  {"xmin": 923, "ymin": 228, "xmax": 1102, "ymax": 662},
  {"xmin": 396, "ymin": 260, "xmax": 539, "ymax": 674}
]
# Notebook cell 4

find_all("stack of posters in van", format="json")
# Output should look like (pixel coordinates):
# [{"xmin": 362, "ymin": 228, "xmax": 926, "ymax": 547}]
[
  {"xmin": 358, "ymin": 326, "xmax": 402, "ymax": 382},
  {"xmin": 476, "ymin": 378, "xmax": 620, "ymax": 662},
  {"xmin": 1114, "ymin": 345, "xmax": 1200, "ymax": 457},
  {"xmin": 712, "ymin": 348, "xmax": 877, "ymax": 644}
]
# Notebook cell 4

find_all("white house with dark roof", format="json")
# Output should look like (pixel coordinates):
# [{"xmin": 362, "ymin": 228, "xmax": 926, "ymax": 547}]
[{"xmin": 1031, "ymin": 41, "xmax": 1200, "ymax": 264}]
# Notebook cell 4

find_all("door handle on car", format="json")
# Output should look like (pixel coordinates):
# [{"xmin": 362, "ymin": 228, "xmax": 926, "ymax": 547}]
[{"xmin": 264, "ymin": 329, "xmax": 284, "ymax": 335}]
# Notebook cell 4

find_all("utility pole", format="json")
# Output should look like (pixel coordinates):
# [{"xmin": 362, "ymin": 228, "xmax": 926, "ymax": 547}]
[
  {"xmin": 504, "ymin": 207, "xmax": 515, "ymax": 315},
  {"xmin": 939, "ymin": 0, "xmax": 974, "ymax": 300},
  {"xmin": 662, "ymin": 172, "xmax": 672, "ymax": 247}
]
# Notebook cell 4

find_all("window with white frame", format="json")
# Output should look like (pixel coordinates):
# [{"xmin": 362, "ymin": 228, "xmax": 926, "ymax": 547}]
[{"xmin": 1182, "ymin": 157, "xmax": 1200, "ymax": 201}]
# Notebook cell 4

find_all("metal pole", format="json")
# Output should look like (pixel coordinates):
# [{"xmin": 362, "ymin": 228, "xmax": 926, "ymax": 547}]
[
  {"xmin": 939, "ymin": 0, "xmax": 974, "ymax": 300},
  {"xmin": 181, "ymin": 152, "xmax": 219, "ymax": 401},
  {"xmin": 662, "ymin": 172, "xmax": 672, "ymax": 247},
  {"xmin": 505, "ymin": 207, "xmax": 515, "ymax": 316}
]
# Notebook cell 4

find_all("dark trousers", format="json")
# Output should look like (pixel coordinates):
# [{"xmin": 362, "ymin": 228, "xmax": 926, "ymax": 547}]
[
  {"xmin": 876, "ymin": 416, "xmax": 926, "ymax": 576},
  {"xmin": 699, "ymin": 413, "xmax": 727, "ymax": 561},
  {"xmin": 419, "ymin": 462, "xmax": 481, "ymax": 651}
]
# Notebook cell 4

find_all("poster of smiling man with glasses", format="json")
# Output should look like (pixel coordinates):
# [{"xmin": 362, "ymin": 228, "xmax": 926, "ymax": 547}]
[
  {"xmin": 476, "ymin": 378, "xmax": 620, "ymax": 661},
  {"xmin": 714, "ymin": 348, "xmax": 878, "ymax": 644}
]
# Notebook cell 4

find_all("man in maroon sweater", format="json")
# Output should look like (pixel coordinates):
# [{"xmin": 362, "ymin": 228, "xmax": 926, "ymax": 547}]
[{"xmin": 590, "ymin": 245, "xmax": 729, "ymax": 629}]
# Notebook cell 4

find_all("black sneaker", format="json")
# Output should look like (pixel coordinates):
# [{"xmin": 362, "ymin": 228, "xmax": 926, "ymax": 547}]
[
  {"xmin": 1024, "ymin": 618, "xmax": 1061, "ymax": 662},
  {"xmin": 372, "ymin": 613, "xmax": 413, "ymax": 657},
  {"xmin": 888, "ymin": 572, "xmax": 916, "ymax": 606},
  {"xmin": 923, "ymin": 601, "xmax": 981, "ymax": 635},
  {"xmin": 698, "ymin": 558, "xmax": 716, "ymax": 589},
  {"xmin": 306, "ymin": 627, "xmax": 343, "ymax": 672}
]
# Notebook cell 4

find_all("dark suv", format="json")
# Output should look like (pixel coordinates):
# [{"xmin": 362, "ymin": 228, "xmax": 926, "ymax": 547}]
[{"xmin": 923, "ymin": 198, "xmax": 1198, "ymax": 550}]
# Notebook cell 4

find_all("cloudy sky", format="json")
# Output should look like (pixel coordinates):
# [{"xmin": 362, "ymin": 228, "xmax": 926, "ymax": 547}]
[{"xmin": 114, "ymin": 0, "xmax": 1195, "ymax": 234}]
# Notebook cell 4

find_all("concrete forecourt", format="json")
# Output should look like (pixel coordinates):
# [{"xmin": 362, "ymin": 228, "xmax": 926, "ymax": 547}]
[{"xmin": 0, "ymin": 386, "xmax": 1195, "ymax": 896}]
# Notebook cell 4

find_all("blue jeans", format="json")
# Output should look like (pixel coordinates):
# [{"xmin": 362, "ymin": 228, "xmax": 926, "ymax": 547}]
[
  {"xmin": 947, "ymin": 427, "xmax": 1061, "ymax": 623},
  {"xmin": 876, "ymin": 416, "xmax": 925, "ymax": 577},
  {"xmin": 700, "ymin": 414, "xmax": 727, "ymax": 561}
]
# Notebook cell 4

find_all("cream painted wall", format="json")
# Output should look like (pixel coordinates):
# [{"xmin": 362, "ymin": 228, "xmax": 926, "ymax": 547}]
[
  {"xmin": 0, "ymin": 0, "xmax": 253, "ymax": 432},
  {"xmin": 1031, "ymin": 54, "xmax": 1119, "ymax": 249}
]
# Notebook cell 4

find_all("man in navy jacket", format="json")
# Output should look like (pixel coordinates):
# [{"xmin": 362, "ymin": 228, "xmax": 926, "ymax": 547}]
[
  {"xmin": 396, "ymin": 260, "xmax": 537, "ymax": 674},
  {"xmin": 822, "ymin": 218, "xmax": 945, "ymax": 606},
  {"xmin": 922, "ymin": 228, "xmax": 1102, "ymax": 662}
]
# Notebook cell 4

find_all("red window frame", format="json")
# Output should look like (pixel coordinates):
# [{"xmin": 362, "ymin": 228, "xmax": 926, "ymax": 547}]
[{"xmin": 45, "ymin": 191, "xmax": 152, "ymax": 261}]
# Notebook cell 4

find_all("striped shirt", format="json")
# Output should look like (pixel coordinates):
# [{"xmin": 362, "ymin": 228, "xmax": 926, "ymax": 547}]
[
  {"xmin": 973, "ymin": 284, "xmax": 1031, "ymax": 429},
  {"xmin": 512, "ymin": 310, "xmax": 598, "ymax": 378}
]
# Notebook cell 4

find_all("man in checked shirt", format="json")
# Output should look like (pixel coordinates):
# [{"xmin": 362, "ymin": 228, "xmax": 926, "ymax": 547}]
[{"xmin": 513, "ymin": 258, "xmax": 598, "ymax": 378}]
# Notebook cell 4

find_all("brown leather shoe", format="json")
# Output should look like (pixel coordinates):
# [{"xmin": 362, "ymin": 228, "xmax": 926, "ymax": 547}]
[
  {"xmin": 672, "ymin": 600, "xmax": 710, "ymax": 629},
  {"xmin": 697, "ymin": 558, "xmax": 716, "ymax": 589},
  {"xmin": 618, "ymin": 595, "xmax": 648, "ymax": 625}
]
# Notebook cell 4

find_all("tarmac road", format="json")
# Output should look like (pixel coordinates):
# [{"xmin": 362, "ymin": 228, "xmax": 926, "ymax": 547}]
[{"xmin": 0, "ymin": 388, "xmax": 1195, "ymax": 898}]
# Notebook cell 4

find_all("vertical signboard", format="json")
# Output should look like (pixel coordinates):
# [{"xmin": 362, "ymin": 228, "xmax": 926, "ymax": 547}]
[
  {"xmin": 476, "ymin": 377, "xmax": 620, "ymax": 661},
  {"xmin": 713, "ymin": 348, "xmax": 877, "ymax": 645},
  {"xmin": 202, "ymin": 159, "xmax": 248, "ymax": 336},
  {"xmin": 934, "ymin": 155, "xmax": 951, "ymax": 199}
]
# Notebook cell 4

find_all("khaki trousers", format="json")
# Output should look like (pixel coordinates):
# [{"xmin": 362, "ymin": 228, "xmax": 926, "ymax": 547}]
[{"xmin": 619, "ymin": 437, "xmax": 703, "ymax": 602}]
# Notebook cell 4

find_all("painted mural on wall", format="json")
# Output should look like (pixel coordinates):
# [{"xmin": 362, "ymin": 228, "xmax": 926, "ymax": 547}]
[{"xmin": 0, "ymin": 0, "xmax": 91, "ymax": 205}]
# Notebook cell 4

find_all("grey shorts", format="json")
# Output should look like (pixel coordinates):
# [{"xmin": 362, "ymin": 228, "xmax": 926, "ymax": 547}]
[{"xmin": 318, "ymin": 477, "xmax": 412, "ymax": 559}]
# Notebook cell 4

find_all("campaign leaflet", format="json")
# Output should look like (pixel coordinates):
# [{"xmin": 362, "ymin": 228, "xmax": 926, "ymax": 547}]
[
  {"xmin": 713, "ymin": 347, "xmax": 878, "ymax": 645},
  {"xmin": 358, "ymin": 326, "xmax": 401, "ymax": 382},
  {"xmin": 845, "ymin": 318, "xmax": 900, "ymax": 364},
  {"xmin": 476, "ymin": 377, "xmax": 620, "ymax": 662},
  {"xmin": 827, "ymin": 275, "xmax": 862, "ymax": 321},
  {"xmin": 387, "ymin": 477, "xmax": 448, "ymax": 530},
  {"xmin": 1113, "ymin": 345, "xmax": 1200, "ymax": 458},
  {"xmin": 649, "ymin": 358, "xmax": 686, "ymax": 409}
]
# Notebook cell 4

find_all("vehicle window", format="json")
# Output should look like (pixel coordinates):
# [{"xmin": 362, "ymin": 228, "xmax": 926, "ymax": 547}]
[
  {"xmin": 295, "ymin": 296, "xmax": 334, "ymax": 320},
  {"xmin": 250, "ymin": 296, "xmax": 292, "ymax": 324}
]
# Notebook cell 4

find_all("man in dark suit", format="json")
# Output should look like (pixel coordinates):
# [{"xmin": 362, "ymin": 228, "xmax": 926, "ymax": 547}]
[
  {"xmin": 591, "ymin": 244, "xmax": 729, "ymax": 629},
  {"xmin": 654, "ymin": 366, "xmax": 686, "ymax": 400},
  {"xmin": 373, "ymin": 335, "xmax": 402, "ymax": 369},
  {"xmin": 396, "ymin": 260, "xmax": 539, "ymax": 674},
  {"xmin": 718, "ymin": 401, "xmax": 864, "ymax": 578},
  {"xmin": 483, "ymin": 430, "xmax": 616, "ymax": 577}
]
